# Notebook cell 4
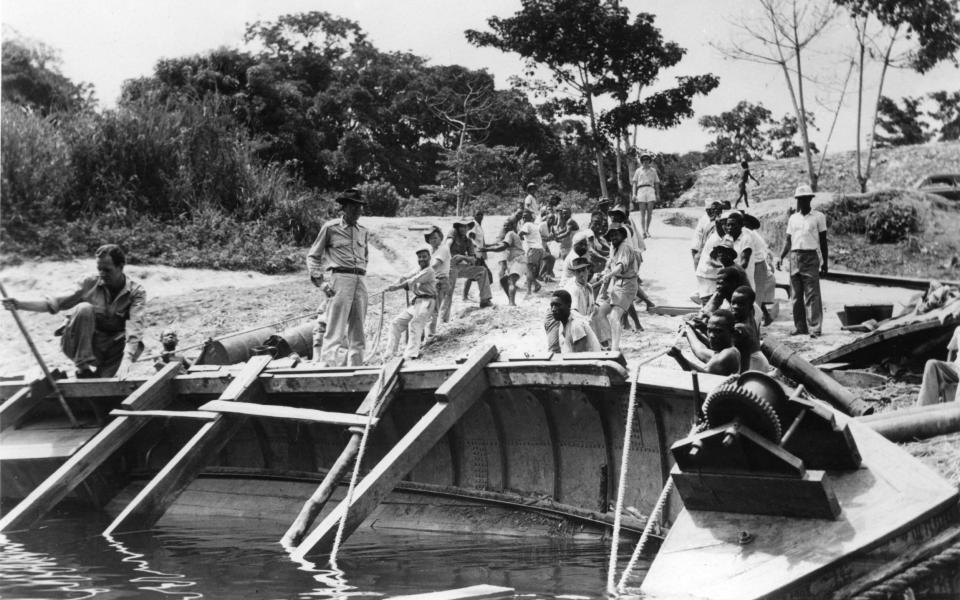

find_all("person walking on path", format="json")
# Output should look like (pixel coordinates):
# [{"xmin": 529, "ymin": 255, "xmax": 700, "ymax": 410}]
[
  {"xmin": 385, "ymin": 246, "xmax": 437, "ymax": 360},
  {"xmin": 734, "ymin": 160, "xmax": 760, "ymax": 208},
  {"xmin": 597, "ymin": 225, "xmax": 642, "ymax": 352},
  {"xmin": 631, "ymin": 152, "xmax": 660, "ymax": 238},
  {"xmin": 776, "ymin": 184, "xmax": 828, "ymax": 338},
  {"xmin": 547, "ymin": 290, "xmax": 602, "ymax": 354},
  {"xmin": 915, "ymin": 326, "xmax": 960, "ymax": 406},
  {"xmin": 2, "ymin": 244, "xmax": 145, "ymax": 379},
  {"xmin": 307, "ymin": 189, "xmax": 369, "ymax": 366}
]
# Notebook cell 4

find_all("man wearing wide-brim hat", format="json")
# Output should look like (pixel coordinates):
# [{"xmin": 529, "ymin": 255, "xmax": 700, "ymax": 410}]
[
  {"xmin": 597, "ymin": 225, "xmax": 642, "ymax": 352},
  {"xmin": 307, "ymin": 188, "xmax": 369, "ymax": 365},
  {"xmin": 776, "ymin": 184, "xmax": 828, "ymax": 338}
]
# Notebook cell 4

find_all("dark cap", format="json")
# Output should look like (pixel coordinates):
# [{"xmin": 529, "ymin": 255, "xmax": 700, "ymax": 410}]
[
  {"xmin": 604, "ymin": 225, "xmax": 628, "ymax": 240},
  {"xmin": 569, "ymin": 256, "xmax": 591, "ymax": 271},
  {"xmin": 424, "ymin": 225, "xmax": 443, "ymax": 243},
  {"xmin": 335, "ymin": 188, "xmax": 364, "ymax": 204},
  {"xmin": 710, "ymin": 238, "xmax": 738, "ymax": 259}
]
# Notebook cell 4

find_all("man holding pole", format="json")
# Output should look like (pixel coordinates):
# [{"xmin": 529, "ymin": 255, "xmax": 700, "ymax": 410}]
[
  {"xmin": 307, "ymin": 188, "xmax": 369, "ymax": 367},
  {"xmin": 2, "ymin": 244, "xmax": 145, "ymax": 379}
]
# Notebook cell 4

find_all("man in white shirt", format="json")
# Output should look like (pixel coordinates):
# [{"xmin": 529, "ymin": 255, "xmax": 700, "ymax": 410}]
[
  {"xmin": 631, "ymin": 152, "xmax": 660, "ymax": 238},
  {"xmin": 776, "ymin": 184, "xmax": 828, "ymax": 338},
  {"xmin": 548, "ymin": 289, "xmax": 602, "ymax": 354},
  {"xmin": 916, "ymin": 326, "xmax": 960, "ymax": 406},
  {"xmin": 523, "ymin": 183, "xmax": 540, "ymax": 217},
  {"xmin": 518, "ymin": 210, "xmax": 544, "ymax": 299},
  {"xmin": 692, "ymin": 199, "xmax": 722, "ymax": 268},
  {"xmin": 425, "ymin": 225, "xmax": 452, "ymax": 336},
  {"xmin": 385, "ymin": 246, "xmax": 438, "ymax": 360}
]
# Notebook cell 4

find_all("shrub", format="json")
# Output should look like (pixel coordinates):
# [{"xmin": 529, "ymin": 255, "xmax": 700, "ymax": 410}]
[
  {"xmin": 358, "ymin": 180, "xmax": 401, "ymax": 217},
  {"xmin": 399, "ymin": 190, "xmax": 456, "ymax": 217},
  {"xmin": 864, "ymin": 202, "xmax": 922, "ymax": 243}
]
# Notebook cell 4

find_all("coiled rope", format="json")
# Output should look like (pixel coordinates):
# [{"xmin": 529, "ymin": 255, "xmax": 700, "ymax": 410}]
[
  {"xmin": 851, "ymin": 534, "xmax": 960, "ymax": 600},
  {"xmin": 327, "ymin": 362, "xmax": 391, "ymax": 568}
]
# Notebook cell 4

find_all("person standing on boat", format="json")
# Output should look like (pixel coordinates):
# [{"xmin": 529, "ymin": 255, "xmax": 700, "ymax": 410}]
[
  {"xmin": 668, "ymin": 309, "xmax": 741, "ymax": 376},
  {"xmin": 548, "ymin": 289, "xmax": 602, "ymax": 354},
  {"xmin": 307, "ymin": 188, "xmax": 369, "ymax": 366},
  {"xmin": 776, "ymin": 184, "xmax": 828, "ymax": 339},
  {"xmin": 384, "ymin": 246, "xmax": 437, "ymax": 360},
  {"xmin": 916, "ymin": 326, "xmax": 960, "ymax": 406},
  {"xmin": 631, "ymin": 152, "xmax": 660, "ymax": 238},
  {"xmin": 2, "ymin": 244, "xmax": 145, "ymax": 379}
]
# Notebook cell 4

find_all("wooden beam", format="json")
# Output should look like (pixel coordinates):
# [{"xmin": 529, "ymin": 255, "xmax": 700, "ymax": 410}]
[
  {"xmin": 292, "ymin": 345, "xmax": 498, "ymax": 560},
  {"xmin": 108, "ymin": 409, "xmax": 219, "ymax": 421},
  {"xmin": 103, "ymin": 356, "xmax": 272, "ymax": 535},
  {"xmin": 0, "ymin": 363, "xmax": 181, "ymax": 532},
  {"xmin": 0, "ymin": 387, "xmax": 33, "ymax": 431},
  {"xmin": 386, "ymin": 585, "xmax": 515, "ymax": 600},
  {"xmin": 199, "ymin": 400, "xmax": 376, "ymax": 428}
]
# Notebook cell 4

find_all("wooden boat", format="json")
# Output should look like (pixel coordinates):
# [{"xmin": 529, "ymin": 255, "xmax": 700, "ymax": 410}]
[{"xmin": 1, "ymin": 345, "xmax": 957, "ymax": 599}]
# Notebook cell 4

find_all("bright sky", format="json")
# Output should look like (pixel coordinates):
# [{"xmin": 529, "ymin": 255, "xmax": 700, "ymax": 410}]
[{"xmin": 2, "ymin": 0, "xmax": 956, "ymax": 155}]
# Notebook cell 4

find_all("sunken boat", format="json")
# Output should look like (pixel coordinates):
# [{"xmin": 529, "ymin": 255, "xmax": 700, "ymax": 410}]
[{"xmin": 1, "ymin": 344, "xmax": 957, "ymax": 599}]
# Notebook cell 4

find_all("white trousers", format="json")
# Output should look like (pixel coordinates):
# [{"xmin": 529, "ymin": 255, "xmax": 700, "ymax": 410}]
[
  {"xmin": 388, "ymin": 297, "xmax": 435, "ymax": 359},
  {"xmin": 320, "ymin": 273, "xmax": 368, "ymax": 366}
]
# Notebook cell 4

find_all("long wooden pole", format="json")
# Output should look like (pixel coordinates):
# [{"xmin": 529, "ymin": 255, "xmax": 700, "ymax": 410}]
[{"xmin": 0, "ymin": 281, "xmax": 79, "ymax": 427}]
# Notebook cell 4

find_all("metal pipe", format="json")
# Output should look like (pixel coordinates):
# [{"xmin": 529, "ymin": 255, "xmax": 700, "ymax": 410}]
[
  {"xmin": 761, "ymin": 340, "xmax": 874, "ymax": 416},
  {"xmin": 858, "ymin": 402, "xmax": 960, "ymax": 442}
]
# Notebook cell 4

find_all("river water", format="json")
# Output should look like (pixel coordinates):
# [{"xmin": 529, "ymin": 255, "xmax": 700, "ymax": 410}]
[
  {"xmin": 0, "ymin": 512, "xmax": 643, "ymax": 600},
  {"xmin": 3, "ymin": 511, "xmax": 960, "ymax": 599}
]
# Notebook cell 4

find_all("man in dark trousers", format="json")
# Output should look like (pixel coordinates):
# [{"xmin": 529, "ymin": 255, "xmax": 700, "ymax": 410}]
[{"xmin": 776, "ymin": 184, "xmax": 828, "ymax": 338}]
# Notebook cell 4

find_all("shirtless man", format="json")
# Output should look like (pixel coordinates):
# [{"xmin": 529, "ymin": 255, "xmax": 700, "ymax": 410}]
[{"xmin": 668, "ymin": 309, "xmax": 741, "ymax": 376}]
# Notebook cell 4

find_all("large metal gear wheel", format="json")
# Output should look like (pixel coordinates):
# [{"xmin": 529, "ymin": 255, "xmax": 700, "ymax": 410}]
[{"xmin": 702, "ymin": 377, "xmax": 783, "ymax": 443}]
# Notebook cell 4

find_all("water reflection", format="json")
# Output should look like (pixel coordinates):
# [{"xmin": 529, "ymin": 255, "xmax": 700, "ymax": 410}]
[
  {"xmin": 104, "ymin": 534, "xmax": 202, "ymax": 598},
  {"xmin": 0, "ymin": 533, "xmax": 108, "ymax": 599}
]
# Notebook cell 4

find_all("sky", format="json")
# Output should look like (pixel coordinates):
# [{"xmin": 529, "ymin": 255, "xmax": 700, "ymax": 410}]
[{"xmin": 2, "ymin": 0, "xmax": 957, "ymax": 155}]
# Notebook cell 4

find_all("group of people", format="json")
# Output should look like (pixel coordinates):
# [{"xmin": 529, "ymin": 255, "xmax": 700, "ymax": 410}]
[{"xmin": 667, "ymin": 183, "xmax": 830, "ymax": 376}]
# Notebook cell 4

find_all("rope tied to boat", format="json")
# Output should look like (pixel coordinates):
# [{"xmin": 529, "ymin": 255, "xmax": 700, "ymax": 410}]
[
  {"xmin": 616, "ymin": 476, "xmax": 674, "ymax": 593},
  {"xmin": 328, "ymin": 361, "xmax": 391, "ymax": 568},
  {"xmin": 606, "ymin": 360, "xmax": 644, "ymax": 595},
  {"xmin": 850, "ymin": 535, "xmax": 960, "ymax": 600}
]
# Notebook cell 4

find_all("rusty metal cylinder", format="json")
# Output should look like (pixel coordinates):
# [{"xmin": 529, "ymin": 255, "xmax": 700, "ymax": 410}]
[
  {"xmin": 858, "ymin": 402, "xmax": 960, "ymax": 442},
  {"xmin": 761, "ymin": 340, "xmax": 874, "ymax": 417},
  {"xmin": 196, "ymin": 322, "xmax": 315, "ymax": 365}
]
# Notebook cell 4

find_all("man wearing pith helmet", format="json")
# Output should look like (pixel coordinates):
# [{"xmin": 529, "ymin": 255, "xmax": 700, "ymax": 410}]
[
  {"xmin": 776, "ymin": 184, "xmax": 829, "ymax": 339},
  {"xmin": 307, "ymin": 188, "xmax": 369, "ymax": 366}
]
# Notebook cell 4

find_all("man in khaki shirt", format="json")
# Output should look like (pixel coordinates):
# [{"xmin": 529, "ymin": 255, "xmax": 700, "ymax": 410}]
[
  {"xmin": 307, "ymin": 189, "xmax": 369, "ymax": 366},
  {"xmin": 2, "ymin": 244, "xmax": 145, "ymax": 378}
]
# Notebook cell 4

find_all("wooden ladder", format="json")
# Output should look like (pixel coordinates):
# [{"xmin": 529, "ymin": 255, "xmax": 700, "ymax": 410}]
[{"xmin": 291, "ymin": 344, "xmax": 498, "ymax": 560}]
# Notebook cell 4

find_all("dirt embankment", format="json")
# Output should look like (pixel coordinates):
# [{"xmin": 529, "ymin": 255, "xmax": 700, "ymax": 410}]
[{"xmin": 676, "ymin": 141, "xmax": 960, "ymax": 208}]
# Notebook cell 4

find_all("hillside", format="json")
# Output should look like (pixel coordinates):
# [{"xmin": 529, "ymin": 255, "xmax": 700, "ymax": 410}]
[{"xmin": 677, "ymin": 142, "xmax": 960, "ymax": 207}]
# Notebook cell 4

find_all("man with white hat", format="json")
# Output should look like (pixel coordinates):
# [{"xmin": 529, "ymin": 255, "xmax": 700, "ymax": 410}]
[
  {"xmin": 385, "ymin": 245, "xmax": 437, "ymax": 359},
  {"xmin": 776, "ymin": 184, "xmax": 828, "ymax": 338},
  {"xmin": 307, "ymin": 188, "xmax": 369, "ymax": 366}
]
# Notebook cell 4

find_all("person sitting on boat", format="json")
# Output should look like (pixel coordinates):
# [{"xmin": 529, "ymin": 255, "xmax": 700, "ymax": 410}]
[
  {"xmin": 2, "ymin": 244, "xmax": 145, "ymax": 379},
  {"xmin": 548, "ymin": 289, "xmax": 602, "ymax": 354},
  {"xmin": 668, "ymin": 309, "xmax": 741, "ymax": 376},
  {"xmin": 384, "ymin": 246, "xmax": 437, "ymax": 360},
  {"xmin": 563, "ymin": 256, "xmax": 610, "ymax": 348},
  {"xmin": 916, "ymin": 326, "xmax": 960, "ymax": 406}
]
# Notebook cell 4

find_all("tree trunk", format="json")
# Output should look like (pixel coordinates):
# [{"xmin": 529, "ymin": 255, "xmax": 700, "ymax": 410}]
[
  {"xmin": 581, "ymin": 67, "xmax": 609, "ymax": 199},
  {"xmin": 792, "ymin": 30, "xmax": 818, "ymax": 192},
  {"xmin": 862, "ymin": 31, "xmax": 898, "ymax": 194},
  {"xmin": 854, "ymin": 19, "xmax": 868, "ymax": 194}
]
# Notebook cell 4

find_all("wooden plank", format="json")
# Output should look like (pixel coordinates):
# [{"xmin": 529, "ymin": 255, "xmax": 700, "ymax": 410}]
[
  {"xmin": 821, "ymin": 269, "xmax": 959, "ymax": 291},
  {"xmin": 386, "ymin": 585, "xmax": 515, "ymax": 600},
  {"xmin": 648, "ymin": 305, "xmax": 700, "ymax": 316},
  {"xmin": 672, "ymin": 466, "xmax": 841, "ymax": 519},
  {"xmin": 0, "ymin": 387, "xmax": 33, "ymax": 431},
  {"xmin": 198, "ymin": 400, "xmax": 375, "ymax": 428},
  {"xmin": 108, "ymin": 409, "xmax": 219, "ymax": 421},
  {"xmin": 292, "ymin": 344, "xmax": 498, "ymax": 560},
  {"xmin": 0, "ymin": 427, "xmax": 99, "ymax": 460},
  {"xmin": 0, "ymin": 363, "xmax": 181, "ymax": 532},
  {"xmin": 102, "ymin": 356, "xmax": 272, "ymax": 535},
  {"xmin": 812, "ymin": 318, "xmax": 947, "ymax": 365}
]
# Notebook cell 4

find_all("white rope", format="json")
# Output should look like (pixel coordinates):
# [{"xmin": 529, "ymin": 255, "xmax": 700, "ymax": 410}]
[
  {"xmin": 328, "ymin": 364, "xmax": 389, "ymax": 568},
  {"xmin": 616, "ymin": 476, "xmax": 674, "ymax": 593},
  {"xmin": 606, "ymin": 362, "xmax": 643, "ymax": 594}
]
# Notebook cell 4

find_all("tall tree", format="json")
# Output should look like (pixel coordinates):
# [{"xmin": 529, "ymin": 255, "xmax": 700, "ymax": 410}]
[
  {"xmin": 835, "ymin": 0, "xmax": 960, "ymax": 191},
  {"xmin": 874, "ymin": 95, "xmax": 931, "ymax": 147},
  {"xmin": 927, "ymin": 90, "xmax": 960, "ymax": 141},
  {"xmin": 699, "ymin": 101, "xmax": 774, "ymax": 163},
  {"xmin": 716, "ymin": 0, "xmax": 836, "ymax": 191},
  {"xmin": 467, "ymin": 0, "xmax": 717, "ymax": 199},
  {"xmin": 2, "ymin": 36, "xmax": 94, "ymax": 113}
]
